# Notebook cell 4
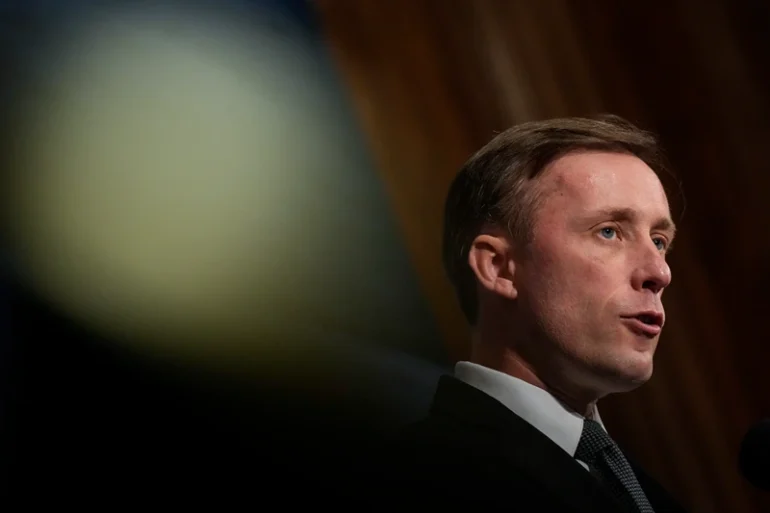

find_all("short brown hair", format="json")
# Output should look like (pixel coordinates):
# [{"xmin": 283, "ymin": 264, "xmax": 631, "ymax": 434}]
[{"xmin": 443, "ymin": 114, "xmax": 677, "ymax": 325}]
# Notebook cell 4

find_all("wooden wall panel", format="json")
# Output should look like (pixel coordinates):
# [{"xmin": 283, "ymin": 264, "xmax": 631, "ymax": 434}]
[{"xmin": 315, "ymin": 1, "xmax": 770, "ymax": 511}]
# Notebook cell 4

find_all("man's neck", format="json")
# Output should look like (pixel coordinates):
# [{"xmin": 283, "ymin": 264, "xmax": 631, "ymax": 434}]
[{"xmin": 470, "ymin": 341, "xmax": 598, "ymax": 418}]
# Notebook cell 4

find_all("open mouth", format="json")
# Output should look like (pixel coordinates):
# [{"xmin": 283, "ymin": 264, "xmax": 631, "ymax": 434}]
[
  {"xmin": 621, "ymin": 311, "xmax": 664, "ymax": 336},
  {"xmin": 636, "ymin": 314, "xmax": 661, "ymax": 326}
]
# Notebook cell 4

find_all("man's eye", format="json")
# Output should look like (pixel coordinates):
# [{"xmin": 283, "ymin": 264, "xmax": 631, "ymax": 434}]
[
  {"xmin": 599, "ymin": 227, "xmax": 617, "ymax": 240},
  {"xmin": 653, "ymin": 237, "xmax": 667, "ymax": 251}
]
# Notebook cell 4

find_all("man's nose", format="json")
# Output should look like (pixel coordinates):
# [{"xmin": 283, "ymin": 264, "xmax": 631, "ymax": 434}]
[{"xmin": 631, "ymin": 245, "xmax": 672, "ymax": 294}]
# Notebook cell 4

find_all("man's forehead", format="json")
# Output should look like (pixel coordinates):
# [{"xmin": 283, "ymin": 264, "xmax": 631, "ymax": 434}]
[
  {"xmin": 540, "ymin": 152, "xmax": 666, "ymax": 198},
  {"xmin": 536, "ymin": 151, "xmax": 672, "ymax": 219}
]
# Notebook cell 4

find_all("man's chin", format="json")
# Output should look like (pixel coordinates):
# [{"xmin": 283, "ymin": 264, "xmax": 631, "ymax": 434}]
[
  {"xmin": 592, "ymin": 360, "xmax": 654, "ymax": 394},
  {"xmin": 611, "ymin": 367, "xmax": 654, "ymax": 392}
]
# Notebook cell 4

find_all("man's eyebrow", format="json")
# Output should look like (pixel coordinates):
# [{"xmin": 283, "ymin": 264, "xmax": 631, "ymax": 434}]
[{"xmin": 589, "ymin": 207, "xmax": 677, "ymax": 237}]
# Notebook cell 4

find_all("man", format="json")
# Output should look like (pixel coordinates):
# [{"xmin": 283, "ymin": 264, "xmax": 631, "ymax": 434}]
[{"xmin": 389, "ymin": 115, "xmax": 686, "ymax": 512}]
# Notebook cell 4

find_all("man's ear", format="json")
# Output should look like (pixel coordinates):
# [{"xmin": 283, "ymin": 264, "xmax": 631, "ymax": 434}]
[{"xmin": 467, "ymin": 232, "xmax": 517, "ymax": 300}]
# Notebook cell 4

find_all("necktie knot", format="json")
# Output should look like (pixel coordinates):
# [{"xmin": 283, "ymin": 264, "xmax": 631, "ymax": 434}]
[
  {"xmin": 574, "ymin": 418, "xmax": 655, "ymax": 513},
  {"xmin": 575, "ymin": 418, "xmax": 614, "ymax": 462}
]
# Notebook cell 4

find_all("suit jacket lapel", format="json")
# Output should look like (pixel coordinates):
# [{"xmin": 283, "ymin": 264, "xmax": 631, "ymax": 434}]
[{"xmin": 431, "ymin": 376, "xmax": 628, "ymax": 513}]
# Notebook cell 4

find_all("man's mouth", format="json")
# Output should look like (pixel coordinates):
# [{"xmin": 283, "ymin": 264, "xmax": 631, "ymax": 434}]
[{"xmin": 621, "ymin": 311, "xmax": 664, "ymax": 336}]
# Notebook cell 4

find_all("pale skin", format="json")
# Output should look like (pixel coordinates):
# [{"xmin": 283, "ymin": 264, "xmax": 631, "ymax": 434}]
[{"xmin": 468, "ymin": 150, "xmax": 676, "ymax": 417}]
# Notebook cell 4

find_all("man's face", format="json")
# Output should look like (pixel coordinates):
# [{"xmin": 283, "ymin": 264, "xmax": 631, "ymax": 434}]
[{"xmin": 515, "ymin": 151, "xmax": 675, "ymax": 396}]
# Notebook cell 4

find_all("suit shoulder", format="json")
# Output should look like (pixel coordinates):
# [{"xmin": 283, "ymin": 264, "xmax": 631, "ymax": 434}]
[
  {"xmin": 390, "ymin": 414, "xmax": 500, "ymax": 468},
  {"xmin": 394, "ymin": 415, "xmax": 462, "ymax": 446}
]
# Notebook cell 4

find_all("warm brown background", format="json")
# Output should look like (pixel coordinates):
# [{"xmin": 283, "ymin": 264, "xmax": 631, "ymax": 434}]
[{"xmin": 315, "ymin": 1, "xmax": 770, "ymax": 512}]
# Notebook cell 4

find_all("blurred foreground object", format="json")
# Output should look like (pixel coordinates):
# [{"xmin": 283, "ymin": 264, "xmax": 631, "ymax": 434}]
[
  {"xmin": 740, "ymin": 419, "xmax": 770, "ymax": 492},
  {"xmin": 0, "ymin": 2, "xmax": 447, "ymax": 501},
  {"xmin": 1, "ymin": 0, "xmax": 442, "ymax": 370}
]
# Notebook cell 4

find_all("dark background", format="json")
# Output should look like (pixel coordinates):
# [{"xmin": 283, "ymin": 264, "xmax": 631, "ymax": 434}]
[{"xmin": 4, "ymin": 1, "xmax": 770, "ymax": 511}]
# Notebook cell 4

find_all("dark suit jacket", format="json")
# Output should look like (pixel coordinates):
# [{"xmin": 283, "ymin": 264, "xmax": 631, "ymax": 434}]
[{"xmin": 384, "ymin": 375, "xmax": 687, "ymax": 512}]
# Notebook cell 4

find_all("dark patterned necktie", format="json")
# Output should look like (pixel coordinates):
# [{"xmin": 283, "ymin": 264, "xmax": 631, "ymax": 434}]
[{"xmin": 575, "ymin": 418, "xmax": 655, "ymax": 513}]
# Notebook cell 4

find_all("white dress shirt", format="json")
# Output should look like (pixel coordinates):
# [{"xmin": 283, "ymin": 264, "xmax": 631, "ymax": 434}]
[{"xmin": 454, "ymin": 361, "xmax": 607, "ymax": 471}]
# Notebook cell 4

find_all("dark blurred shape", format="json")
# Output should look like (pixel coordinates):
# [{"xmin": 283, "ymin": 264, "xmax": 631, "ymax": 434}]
[
  {"xmin": 740, "ymin": 420, "xmax": 770, "ymax": 492},
  {"xmin": 0, "ymin": 0, "xmax": 449, "ymax": 502},
  {"xmin": 2, "ymin": 268, "xmax": 446, "ymax": 502}
]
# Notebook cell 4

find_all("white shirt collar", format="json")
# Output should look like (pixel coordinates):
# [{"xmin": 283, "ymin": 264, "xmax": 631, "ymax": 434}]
[{"xmin": 454, "ymin": 361, "xmax": 606, "ymax": 458}]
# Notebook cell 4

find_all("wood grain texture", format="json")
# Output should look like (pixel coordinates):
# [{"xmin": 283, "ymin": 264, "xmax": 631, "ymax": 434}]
[{"xmin": 315, "ymin": 1, "xmax": 770, "ymax": 510}]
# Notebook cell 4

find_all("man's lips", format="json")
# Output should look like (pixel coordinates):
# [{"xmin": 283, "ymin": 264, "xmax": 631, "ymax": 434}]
[
  {"xmin": 621, "ymin": 311, "xmax": 664, "ymax": 336},
  {"xmin": 622, "ymin": 317, "xmax": 661, "ymax": 336}
]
